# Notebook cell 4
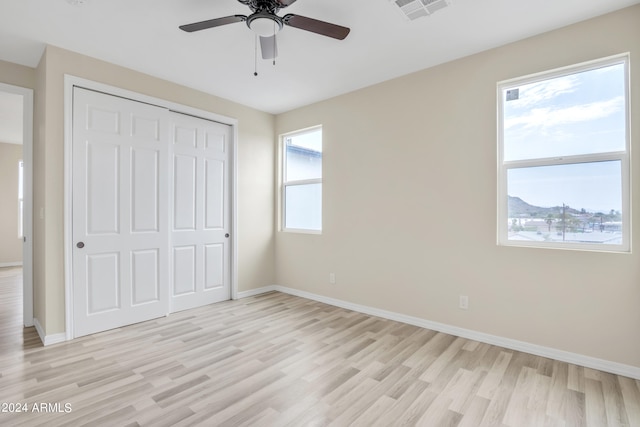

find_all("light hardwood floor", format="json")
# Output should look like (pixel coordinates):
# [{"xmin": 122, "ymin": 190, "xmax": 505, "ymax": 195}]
[{"xmin": 1, "ymin": 267, "xmax": 639, "ymax": 426}]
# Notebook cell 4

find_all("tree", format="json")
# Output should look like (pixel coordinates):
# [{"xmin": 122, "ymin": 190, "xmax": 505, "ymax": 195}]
[
  {"xmin": 546, "ymin": 215, "xmax": 554, "ymax": 232},
  {"xmin": 511, "ymin": 218, "xmax": 522, "ymax": 232}
]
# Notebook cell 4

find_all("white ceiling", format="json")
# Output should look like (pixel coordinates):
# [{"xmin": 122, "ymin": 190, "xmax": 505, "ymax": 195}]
[{"xmin": 0, "ymin": 0, "xmax": 638, "ymax": 114}]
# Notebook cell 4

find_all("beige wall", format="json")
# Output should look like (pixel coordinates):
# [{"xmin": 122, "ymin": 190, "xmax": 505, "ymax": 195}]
[
  {"xmin": 34, "ymin": 54, "xmax": 46, "ymax": 332},
  {"xmin": 275, "ymin": 5, "xmax": 640, "ymax": 368},
  {"xmin": 34, "ymin": 46, "xmax": 276, "ymax": 335},
  {"xmin": 0, "ymin": 142, "xmax": 23, "ymax": 265},
  {"xmin": 0, "ymin": 59, "xmax": 36, "ymax": 89}
]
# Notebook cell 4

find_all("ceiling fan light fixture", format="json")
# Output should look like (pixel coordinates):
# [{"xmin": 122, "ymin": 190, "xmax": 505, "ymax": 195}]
[{"xmin": 247, "ymin": 14, "xmax": 283, "ymax": 37}]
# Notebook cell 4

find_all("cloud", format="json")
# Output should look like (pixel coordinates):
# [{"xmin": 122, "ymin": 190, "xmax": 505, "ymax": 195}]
[
  {"xmin": 506, "ymin": 75, "xmax": 579, "ymax": 108},
  {"xmin": 504, "ymin": 96, "xmax": 624, "ymax": 130}
]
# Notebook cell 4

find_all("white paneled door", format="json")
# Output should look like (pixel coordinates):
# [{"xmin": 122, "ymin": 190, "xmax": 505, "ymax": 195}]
[
  {"xmin": 170, "ymin": 113, "xmax": 231, "ymax": 312},
  {"xmin": 72, "ymin": 88, "xmax": 170, "ymax": 337}
]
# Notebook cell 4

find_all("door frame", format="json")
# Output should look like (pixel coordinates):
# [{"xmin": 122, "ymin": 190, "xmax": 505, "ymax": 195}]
[
  {"xmin": 0, "ymin": 82, "xmax": 34, "ymax": 328},
  {"xmin": 63, "ymin": 75, "xmax": 239, "ymax": 340}
]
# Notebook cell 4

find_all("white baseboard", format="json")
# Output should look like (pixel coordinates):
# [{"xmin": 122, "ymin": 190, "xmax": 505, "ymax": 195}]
[
  {"xmin": 243, "ymin": 285, "xmax": 640, "ymax": 380},
  {"xmin": 33, "ymin": 318, "xmax": 45, "ymax": 344},
  {"xmin": 236, "ymin": 285, "xmax": 277, "ymax": 299},
  {"xmin": 0, "ymin": 262, "xmax": 23, "ymax": 268},
  {"xmin": 33, "ymin": 318, "xmax": 67, "ymax": 347}
]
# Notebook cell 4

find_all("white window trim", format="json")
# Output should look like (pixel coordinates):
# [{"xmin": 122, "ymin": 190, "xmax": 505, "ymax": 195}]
[
  {"xmin": 280, "ymin": 126, "xmax": 323, "ymax": 234},
  {"xmin": 497, "ymin": 53, "xmax": 631, "ymax": 253}
]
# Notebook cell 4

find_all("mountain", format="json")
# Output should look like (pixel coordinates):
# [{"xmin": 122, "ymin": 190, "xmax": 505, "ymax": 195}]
[{"xmin": 507, "ymin": 196, "xmax": 581, "ymax": 217}]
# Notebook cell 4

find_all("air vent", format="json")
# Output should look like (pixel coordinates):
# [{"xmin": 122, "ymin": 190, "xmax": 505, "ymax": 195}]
[{"xmin": 391, "ymin": 0, "xmax": 451, "ymax": 21}]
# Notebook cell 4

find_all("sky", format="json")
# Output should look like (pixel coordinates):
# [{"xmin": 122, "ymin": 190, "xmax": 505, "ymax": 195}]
[
  {"xmin": 508, "ymin": 161, "xmax": 621, "ymax": 213},
  {"xmin": 286, "ymin": 128, "xmax": 322, "ymax": 152},
  {"xmin": 502, "ymin": 61, "xmax": 626, "ymax": 213}
]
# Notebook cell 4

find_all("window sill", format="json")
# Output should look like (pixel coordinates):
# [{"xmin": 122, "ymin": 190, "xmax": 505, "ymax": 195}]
[{"xmin": 281, "ymin": 228, "xmax": 322, "ymax": 235}]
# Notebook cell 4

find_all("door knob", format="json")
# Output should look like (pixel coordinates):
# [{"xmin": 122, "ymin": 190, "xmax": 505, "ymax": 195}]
[
  {"xmin": 225, "ymin": 233, "xmax": 230, "ymax": 238},
  {"xmin": 76, "ymin": 242, "xmax": 85, "ymax": 249}
]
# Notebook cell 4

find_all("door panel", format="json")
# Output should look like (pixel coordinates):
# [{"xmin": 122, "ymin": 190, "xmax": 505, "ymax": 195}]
[
  {"xmin": 131, "ymin": 249, "xmax": 160, "ymax": 305},
  {"xmin": 170, "ymin": 113, "xmax": 231, "ymax": 312},
  {"xmin": 131, "ymin": 148, "xmax": 159, "ymax": 233},
  {"xmin": 132, "ymin": 115, "xmax": 160, "ymax": 140},
  {"xmin": 204, "ymin": 244, "xmax": 224, "ymax": 290},
  {"xmin": 205, "ymin": 159, "xmax": 225, "ymax": 229},
  {"xmin": 87, "ymin": 106, "xmax": 120, "ymax": 134},
  {"xmin": 73, "ymin": 87, "xmax": 169, "ymax": 337},
  {"xmin": 86, "ymin": 252, "xmax": 120, "ymax": 314},
  {"xmin": 87, "ymin": 141, "xmax": 120, "ymax": 234},
  {"xmin": 205, "ymin": 131, "xmax": 225, "ymax": 153},
  {"xmin": 173, "ymin": 154, "xmax": 197, "ymax": 230},
  {"xmin": 173, "ymin": 245, "xmax": 196, "ymax": 295},
  {"xmin": 174, "ymin": 125, "xmax": 197, "ymax": 148}
]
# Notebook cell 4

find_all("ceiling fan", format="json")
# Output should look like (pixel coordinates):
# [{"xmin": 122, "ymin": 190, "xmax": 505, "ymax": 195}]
[{"xmin": 179, "ymin": 0, "xmax": 350, "ymax": 60}]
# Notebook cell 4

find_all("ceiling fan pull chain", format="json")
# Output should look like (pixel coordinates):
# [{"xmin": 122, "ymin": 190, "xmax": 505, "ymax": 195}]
[
  {"xmin": 254, "ymin": 34, "xmax": 259, "ymax": 76},
  {"xmin": 273, "ymin": 20, "xmax": 277, "ymax": 66}
]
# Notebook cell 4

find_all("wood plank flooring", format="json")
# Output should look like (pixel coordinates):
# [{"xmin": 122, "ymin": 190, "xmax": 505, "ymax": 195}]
[{"xmin": 1, "ymin": 267, "xmax": 639, "ymax": 426}]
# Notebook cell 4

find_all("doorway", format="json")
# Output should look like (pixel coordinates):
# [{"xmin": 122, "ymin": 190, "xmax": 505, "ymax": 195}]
[{"xmin": 0, "ymin": 83, "xmax": 33, "ymax": 329}]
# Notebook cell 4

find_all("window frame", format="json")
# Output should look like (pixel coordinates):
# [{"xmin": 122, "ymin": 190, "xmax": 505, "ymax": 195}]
[
  {"xmin": 280, "ymin": 126, "xmax": 323, "ymax": 234},
  {"xmin": 497, "ymin": 54, "xmax": 631, "ymax": 253}
]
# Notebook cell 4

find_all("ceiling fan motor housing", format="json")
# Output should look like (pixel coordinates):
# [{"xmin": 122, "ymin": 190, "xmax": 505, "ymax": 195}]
[{"xmin": 241, "ymin": 0, "xmax": 287, "ymax": 14}]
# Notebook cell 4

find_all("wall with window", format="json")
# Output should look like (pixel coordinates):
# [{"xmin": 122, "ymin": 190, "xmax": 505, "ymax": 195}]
[
  {"xmin": 0, "ymin": 142, "xmax": 23, "ymax": 266},
  {"xmin": 498, "ymin": 56, "xmax": 630, "ymax": 253},
  {"xmin": 275, "ymin": 5, "xmax": 640, "ymax": 369}
]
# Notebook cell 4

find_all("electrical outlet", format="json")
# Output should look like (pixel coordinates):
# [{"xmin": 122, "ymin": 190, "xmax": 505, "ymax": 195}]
[
  {"xmin": 329, "ymin": 273, "xmax": 336, "ymax": 284},
  {"xmin": 459, "ymin": 295, "xmax": 469, "ymax": 310}
]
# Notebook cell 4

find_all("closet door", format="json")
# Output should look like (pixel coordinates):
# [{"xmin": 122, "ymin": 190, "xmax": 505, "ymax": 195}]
[
  {"xmin": 72, "ymin": 87, "xmax": 169, "ymax": 337},
  {"xmin": 170, "ymin": 113, "xmax": 231, "ymax": 312}
]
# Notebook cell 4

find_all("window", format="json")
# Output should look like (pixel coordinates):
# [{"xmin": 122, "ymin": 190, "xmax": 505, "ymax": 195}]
[
  {"xmin": 281, "ymin": 127, "xmax": 322, "ymax": 232},
  {"xmin": 18, "ymin": 160, "xmax": 24, "ymax": 238},
  {"xmin": 498, "ymin": 55, "xmax": 630, "ymax": 252}
]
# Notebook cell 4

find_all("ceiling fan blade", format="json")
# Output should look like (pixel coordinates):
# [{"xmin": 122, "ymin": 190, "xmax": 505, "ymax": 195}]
[
  {"xmin": 276, "ymin": 0, "xmax": 298, "ymax": 7},
  {"xmin": 179, "ymin": 15, "xmax": 246, "ymax": 33},
  {"xmin": 283, "ymin": 14, "xmax": 350, "ymax": 40},
  {"xmin": 260, "ymin": 35, "xmax": 278, "ymax": 60}
]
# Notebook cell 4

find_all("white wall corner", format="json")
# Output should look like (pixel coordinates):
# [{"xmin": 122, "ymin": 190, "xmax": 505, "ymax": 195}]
[
  {"xmin": 33, "ymin": 318, "xmax": 67, "ymax": 347},
  {"xmin": 271, "ymin": 285, "xmax": 640, "ymax": 381}
]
